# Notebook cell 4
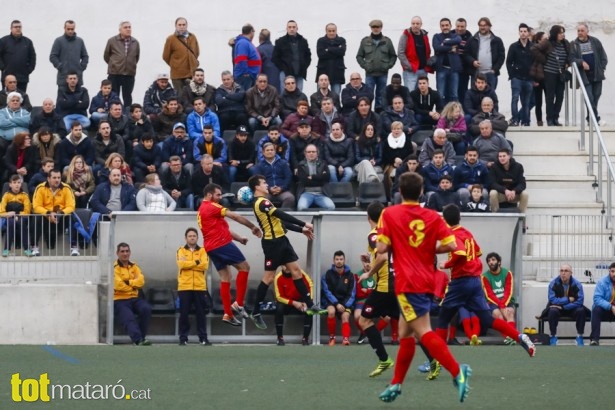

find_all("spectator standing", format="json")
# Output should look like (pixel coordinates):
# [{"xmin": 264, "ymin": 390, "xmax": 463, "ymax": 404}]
[
  {"xmin": 316, "ymin": 23, "xmax": 346, "ymax": 96},
  {"xmin": 49, "ymin": 20, "xmax": 88, "ymax": 87},
  {"xmin": 432, "ymin": 18, "xmax": 462, "ymax": 105},
  {"xmin": 272, "ymin": 20, "xmax": 311, "ymax": 92},
  {"xmin": 257, "ymin": 29, "xmax": 280, "ymax": 92},
  {"xmin": 398, "ymin": 16, "xmax": 430, "ymax": 91},
  {"xmin": 506, "ymin": 24, "xmax": 534, "ymax": 126},
  {"xmin": 104, "ymin": 21, "xmax": 140, "ymax": 107},
  {"xmin": 162, "ymin": 17, "xmax": 199, "ymax": 101},
  {"xmin": 465, "ymin": 17, "xmax": 505, "ymax": 90},
  {"xmin": 233, "ymin": 24, "xmax": 261, "ymax": 92},
  {"xmin": 452, "ymin": 18, "xmax": 473, "ymax": 105},
  {"xmin": 0, "ymin": 20, "xmax": 36, "ymax": 91}
]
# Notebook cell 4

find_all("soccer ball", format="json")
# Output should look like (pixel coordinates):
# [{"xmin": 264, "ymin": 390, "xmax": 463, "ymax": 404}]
[{"xmin": 237, "ymin": 186, "xmax": 254, "ymax": 204}]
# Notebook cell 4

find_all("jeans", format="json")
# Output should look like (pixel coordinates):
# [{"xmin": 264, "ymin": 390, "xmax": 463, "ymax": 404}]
[
  {"xmin": 228, "ymin": 165, "xmax": 256, "ymax": 183},
  {"xmin": 63, "ymin": 114, "xmax": 90, "ymax": 131},
  {"xmin": 402, "ymin": 69, "xmax": 427, "ymax": 92},
  {"xmin": 328, "ymin": 165, "xmax": 353, "ymax": 183},
  {"xmin": 279, "ymin": 71, "xmax": 304, "ymax": 93},
  {"xmin": 248, "ymin": 115, "xmax": 282, "ymax": 133},
  {"xmin": 331, "ymin": 83, "xmax": 342, "ymax": 96},
  {"xmin": 297, "ymin": 192, "xmax": 336, "ymax": 211},
  {"xmin": 436, "ymin": 67, "xmax": 459, "ymax": 105},
  {"xmin": 479, "ymin": 72, "xmax": 499, "ymax": 90},
  {"xmin": 235, "ymin": 74, "xmax": 255, "ymax": 92},
  {"xmin": 175, "ymin": 193, "xmax": 195, "ymax": 210},
  {"xmin": 365, "ymin": 74, "xmax": 387, "ymax": 109},
  {"xmin": 544, "ymin": 72, "xmax": 565, "ymax": 124},
  {"xmin": 510, "ymin": 78, "xmax": 533, "ymax": 125},
  {"xmin": 108, "ymin": 74, "xmax": 135, "ymax": 107},
  {"xmin": 584, "ymin": 80, "xmax": 603, "ymax": 121}
]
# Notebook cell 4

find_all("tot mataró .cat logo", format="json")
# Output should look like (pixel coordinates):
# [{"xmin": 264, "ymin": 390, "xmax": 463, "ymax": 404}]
[{"xmin": 10, "ymin": 372, "xmax": 151, "ymax": 402}]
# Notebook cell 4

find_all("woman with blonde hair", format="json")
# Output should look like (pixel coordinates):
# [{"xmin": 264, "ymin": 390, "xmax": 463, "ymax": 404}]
[
  {"xmin": 437, "ymin": 101, "xmax": 467, "ymax": 154},
  {"xmin": 381, "ymin": 121, "xmax": 416, "ymax": 202},
  {"xmin": 136, "ymin": 173, "xmax": 176, "ymax": 212},
  {"xmin": 102, "ymin": 152, "xmax": 133, "ymax": 185},
  {"xmin": 63, "ymin": 155, "xmax": 95, "ymax": 208}
]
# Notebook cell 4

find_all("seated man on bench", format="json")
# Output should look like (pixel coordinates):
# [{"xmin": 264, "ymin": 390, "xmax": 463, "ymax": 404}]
[{"xmin": 590, "ymin": 262, "xmax": 615, "ymax": 346}]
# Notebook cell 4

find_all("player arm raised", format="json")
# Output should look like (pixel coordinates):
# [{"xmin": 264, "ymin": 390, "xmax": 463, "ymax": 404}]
[
  {"xmin": 272, "ymin": 209, "xmax": 314, "ymax": 239},
  {"xmin": 226, "ymin": 210, "xmax": 262, "ymax": 238}
]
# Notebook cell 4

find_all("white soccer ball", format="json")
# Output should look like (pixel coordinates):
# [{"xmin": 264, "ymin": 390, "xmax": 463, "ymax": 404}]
[{"xmin": 237, "ymin": 186, "xmax": 254, "ymax": 204}]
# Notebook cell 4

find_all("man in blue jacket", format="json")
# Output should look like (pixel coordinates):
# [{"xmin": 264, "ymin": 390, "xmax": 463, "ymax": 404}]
[
  {"xmin": 589, "ymin": 262, "xmax": 615, "ymax": 346},
  {"xmin": 321, "ymin": 250, "xmax": 356, "ymax": 346},
  {"xmin": 186, "ymin": 96, "xmax": 220, "ymax": 140},
  {"xmin": 545, "ymin": 264, "xmax": 588, "ymax": 346},
  {"xmin": 233, "ymin": 24, "xmax": 261, "ymax": 92},
  {"xmin": 432, "ymin": 18, "xmax": 462, "ymax": 105},
  {"xmin": 253, "ymin": 142, "xmax": 294, "ymax": 208},
  {"xmin": 89, "ymin": 168, "xmax": 137, "ymax": 217}
]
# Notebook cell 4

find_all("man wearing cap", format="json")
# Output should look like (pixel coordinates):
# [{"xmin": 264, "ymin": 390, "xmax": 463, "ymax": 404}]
[
  {"xmin": 161, "ymin": 122, "xmax": 194, "ymax": 175},
  {"xmin": 245, "ymin": 73, "xmax": 282, "ymax": 132},
  {"xmin": 163, "ymin": 17, "xmax": 199, "ymax": 101},
  {"xmin": 143, "ymin": 73, "xmax": 177, "ymax": 121},
  {"xmin": 356, "ymin": 20, "xmax": 397, "ymax": 112},
  {"xmin": 281, "ymin": 100, "xmax": 313, "ymax": 137},
  {"xmin": 228, "ymin": 125, "xmax": 256, "ymax": 183},
  {"xmin": 398, "ymin": 16, "xmax": 431, "ymax": 91}
]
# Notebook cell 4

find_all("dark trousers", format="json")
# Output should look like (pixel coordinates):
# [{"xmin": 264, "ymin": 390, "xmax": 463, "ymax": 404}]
[
  {"xmin": 32, "ymin": 214, "xmax": 76, "ymax": 249},
  {"xmin": 547, "ymin": 306, "xmax": 586, "ymax": 335},
  {"xmin": 532, "ymin": 81, "xmax": 545, "ymax": 122},
  {"xmin": 4, "ymin": 216, "xmax": 30, "ymax": 250},
  {"xmin": 585, "ymin": 80, "xmax": 603, "ymax": 121},
  {"xmin": 218, "ymin": 111, "xmax": 249, "ymax": 133},
  {"xmin": 114, "ymin": 298, "xmax": 152, "ymax": 343},
  {"xmin": 544, "ymin": 72, "xmax": 565, "ymax": 124},
  {"xmin": 274, "ymin": 303, "xmax": 312, "ymax": 338},
  {"xmin": 590, "ymin": 306, "xmax": 615, "ymax": 342},
  {"xmin": 178, "ymin": 290, "xmax": 211, "ymax": 342},
  {"xmin": 17, "ymin": 81, "xmax": 28, "ymax": 92},
  {"xmin": 108, "ymin": 74, "xmax": 136, "ymax": 107}
]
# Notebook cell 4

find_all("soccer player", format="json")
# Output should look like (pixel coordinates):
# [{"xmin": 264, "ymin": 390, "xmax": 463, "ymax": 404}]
[
  {"xmin": 481, "ymin": 252, "xmax": 518, "ymax": 344},
  {"xmin": 357, "ymin": 201, "xmax": 399, "ymax": 378},
  {"xmin": 435, "ymin": 204, "xmax": 535, "ymax": 361},
  {"xmin": 365, "ymin": 172, "xmax": 471, "ymax": 403},
  {"xmin": 197, "ymin": 183, "xmax": 262, "ymax": 326},
  {"xmin": 274, "ymin": 266, "xmax": 314, "ymax": 346},
  {"xmin": 247, "ymin": 174, "xmax": 323, "ymax": 330}
]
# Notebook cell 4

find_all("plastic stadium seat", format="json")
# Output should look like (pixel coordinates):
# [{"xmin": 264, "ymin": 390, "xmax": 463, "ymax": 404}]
[
  {"xmin": 253, "ymin": 130, "xmax": 268, "ymax": 145},
  {"xmin": 230, "ymin": 181, "xmax": 250, "ymax": 209},
  {"xmin": 411, "ymin": 130, "xmax": 432, "ymax": 147},
  {"xmin": 322, "ymin": 182, "xmax": 356, "ymax": 208},
  {"xmin": 357, "ymin": 182, "xmax": 387, "ymax": 208},
  {"xmin": 2, "ymin": 181, "xmax": 28, "ymax": 195},
  {"xmin": 222, "ymin": 129, "xmax": 237, "ymax": 145},
  {"xmin": 147, "ymin": 287, "xmax": 176, "ymax": 313}
]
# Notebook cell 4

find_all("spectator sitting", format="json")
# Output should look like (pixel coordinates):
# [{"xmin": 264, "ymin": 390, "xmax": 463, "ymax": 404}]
[
  {"xmin": 421, "ymin": 148, "xmax": 453, "ymax": 199},
  {"xmin": 93, "ymin": 120, "xmax": 125, "ymax": 175},
  {"xmin": 346, "ymin": 96, "xmax": 381, "ymax": 140},
  {"xmin": 463, "ymin": 72, "xmax": 499, "ymax": 124},
  {"xmin": 62, "ymin": 154, "xmax": 95, "ymax": 208},
  {"xmin": 143, "ymin": 73, "xmax": 176, "ymax": 121},
  {"xmin": 160, "ymin": 155, "xmax": 193, "ymax": 210},
  {"xmin": 0, "ymin": 75, "xmax": 32, "ymax": 111},
  {"xmin": 125, "ymin": 103, "xmax": 155, "ymax": 161},
  {"xmin": 186, "ymin": 96, "xmax": 221, "ymax": 141},
  {"xmin": 28, "ymin": 157, "xmax": 55, "ymax": 196},
  {"xmin": 453, "ymin": 146, "xmax": 490, "ymax": 203},
  {"xmin": 381, "ymin": 121, "xmax": 416, "ymax": 201},
  {"xmin": 418, "ymin": 128, "xmax": 457, "ymax": 168},
  {"xmin": 29, "ymin": 98, "xmax": 67, "ymax": 139},
  {"xmin": 245, "ymin": 73, "xmax": 282, "ymax": 132},
  {"xmin": 310, "ymin": 74, "xmax": 340, "ymax": 116},
  {"xmin": 426, "ymin": 174, "xmax": 461, "ymax": 211},
  {"xmin": 104, "ymin": 101, "xmax": 128, "ymax": 143},
  {"xmin": 0, "ymin": 174, "xmax": 31, "ymax": 257},
  {"xmin": 296, "ymin": 143, "xmax": 334, "ymax": 211},
  {"xmin": 281, "ymin": 100, "xmax": 312, "ymax": 137},
  {"xmin": 409, "ymin": 75, "xmax": 442, "ymax": 129},
  {"xmin": 257, "ymin": 125, "xmax": 290, "ymax": 163},
  {"xmin": 324, "ymin": 121, "xmax": 355, "ymax": 183},
  {"xmin": 468, "ymin": 96, "xmax": 508, "ymax": 138},
  {"xmin": 56, "ymin": 121, "xmax": 95, "ymax": 170},
  {"xmin": 380, "ymin": 95, "xmax": 417, "ymax": 138},
  {"xmin": 214, "ymin": 70, "xmax": 248, "ymax": 132},
  {"xmin": 289, "ymin": 120, "xmax": 322, "ymax": 174},
  {"xmin": 462, "ymin": 183, "xmax": 490, "ymax": 212},
  {"xmin": 160, "ymin": 123, "xmax": 194, "ymax": 175},
  {"xmin": 383, "ymin": 73, "xmax": 411, "ymax": 108},
  {"xmin": 321, "ymin": 250, "xmax": 356, "ymax": 346},
  {"xmin": 89, "ymin": 79, "xmax": 119, "ymax": 128},
  {"xmin": 101, "ymin": 152, "xmax": 133, "ymax": 186},
  {"xmin": 181, "ymin": 68, "xmax": 216, "ymax": 114},
  {"xmin": 473, "ymin": 120, "xmax": 512, "ymax": 167},
  {"xmin": 136, "ymin": 173, "xmax": 176, "ymax": 212},
  {"xmin": 489, "ymin": 148, "xmax": 528, "ymax": 213},
  {"xmin": 354, "ymin": 122, "xmax": 382, "ymax": 183},
  {"xmin": 392, "ymin": 154, "xmax": 422, "ymax": 204},
  {"xmin": 253, "ymin": 142, "xmax": 295, "ymax": 209},
  {"xmin": 340, "ymin": 72, "xmax": 373, "ymax": 116},
  {"xmin": 32, "ymin": 127, "xmax": 61, "ymax": 165},
  {"xmin": 153, "ymin": 97, "xmax": 186, "ymax": 142},
  {"xmin": 56, "ymin": 72, "xmax": 90, "ymax": 131},
  {"xmin": 437, "ymin": 101, "xmax": 467, "ymax": 154},
  {"xmin": 228, "ymin": 125, "xmax": 256, "ymax": 183},
  {"xmin": 2, "ymin": 132, "xmax": 36, "ymax": 183},
  {"xmin": 280, "ymin": 75, "xmax": 308, "ymax": 120},
  {"xmin": 543, "ymin": 264, "xmax": 588, "ymax": 346},
  {"xmin": 310, "ymin": 96, "xmax": 345, "ymax": 140},
  {"xmin": 191, "ymin": 155, "xmax": 229, "ymax": 208},
  {"xmin": 132, "ymin": 134, "xmax": 162, "ymax": 183},
  {"xmin": 193, "ymin": 123, "xmax": 227, "ymax": 169},
  {"xmin": 0, "ymin": 91, "xmax": 30, "ymax": 159},
  {"xmin": 589, "ymin": 262, "xmax": 615, "ymax": 346},
  {"xmin": 90, "ymin": 167, "xmax": 137, "ymax": 217}
]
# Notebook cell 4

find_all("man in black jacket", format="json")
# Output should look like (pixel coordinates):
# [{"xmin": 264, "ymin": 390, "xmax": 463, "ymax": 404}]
[
  {"xmin": 506, "ymin": 24, "xmax": 534, "ymax": 126},
  {"xmin": 161, "ymin": 155, "xmax": 193, "ymax": 209},
  {"xmin": 489, "ymin": 149, "xmax": 528, "ymax": 212},
  {"xmin": 272, "ymin": 20, "xmax": 311, "ymax": 93},
  {"xmin": 465, "ymin": 17, "xmax": 505, "ymax": 91},
  {"xmin": 315, "ymin": 23, "xmax": 346, "ymax": 96},
  {"xmin": 0, "ymin": 20, "xmax": 36, "ymax": 91},
  {"xmin": 296, "ymin": 144, "xmax": 334, "ymax": 211}
]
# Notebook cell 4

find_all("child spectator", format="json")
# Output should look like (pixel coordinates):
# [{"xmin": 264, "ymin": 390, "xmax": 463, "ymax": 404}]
[
  {"xmin": 89, "ymin": 79, "xmax": 119, "ymax": 128},
  {"xmin": 462, "ymin": 184, "xmax": 490, "ymax": 212},
  {"xmin": 0, "ymin": 175, "xmax": 31, "ymax": 257}
]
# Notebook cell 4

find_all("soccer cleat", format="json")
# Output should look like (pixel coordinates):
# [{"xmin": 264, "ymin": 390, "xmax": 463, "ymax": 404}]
[
  {"xmin": 70, "ymin": 247, "xmax": 80, "ymax": 257},
  {"xmin": 306, "ymin": 304, "xmax": 327, "ymax": 316},
  {"xmin": 357, "ymin": 334, "xmax": 368, "ymax": 344},
  {"xmin": 231, "ymin": 301, "xmax": 249, "ymax": 319},
  {"xmin": 301, "ymin": 337, "xmax": 309, "ymax": 346},
  {"xmin": 276, "ymin": 337, "xmax": 285, "ymax": 346},
  {"xmin": 249, "ymin": 313, "xmax": 267, "ymax": 330},
  {"xmin": 590, "ymin": 340, "xmax": 599, "ymax": 346},
  {"xmin": 179, "ymin": 340, "xmax": 188, "ymax": 346},
  {"xmin": 504, "ymin": 336, "xmax": 517, "ymax": 346},
  {"xmin": 426, "ymin": 360, "xmax": 441, "ymax": 381},
  {"xmin": 30, "ymin": 246, "xmax": 40, "ymax": 257},
  {"xmin": 200, "ymin": 339, "xmax": 212, "ymax": 346},
  {"xmin": 222, "ymin": 314, "xmax": 242, "ymax": 326},
  {"xmin": 519, "ymin": 333, "xmax": 536, "ymax": 357},
  {"xmin": 453, "ymin": 364, "xmax": 472, "ymax": 403},
  {"xmin": 576, "ymin": 336, "xmax": 584, "ymax": 346},
  {"xmin": 369, "ymin": 357, "xmax": 394, "ymax": 378},
  {"xmin": 469, "ymin": 335, "xmax": 482, "ymax": 346},
  {"xmin": 342, "ymin": 337, "xmax": 350, "ymax": 346},
  {"xmin": 137, "ymin": 339, "xmax": 152, "ymax": 346},
  {"xmin": 328, "ymin": 336, "xmax": 336, "ymax": 346},
  {"xmin": 379, "ymin": 384, "xmax": 402, "ymax": 403},
  {"xmin": 549, "ymin": 335, "xmax": 558, "ymax": 346},
  {"xmin": 418, "ymin": 360, "xmax": 430, "ymax": 373}
]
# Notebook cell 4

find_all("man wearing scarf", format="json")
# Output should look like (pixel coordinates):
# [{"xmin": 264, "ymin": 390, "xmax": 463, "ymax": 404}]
[{"xmin": 181, "ymin": 68, "xmax": 217, "ymax": 114}]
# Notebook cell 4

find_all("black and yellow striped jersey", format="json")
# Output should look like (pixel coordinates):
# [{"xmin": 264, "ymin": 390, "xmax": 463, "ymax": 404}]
[
  {"xmin": 368, "ymin": 228, "xmax": 394, "ymax": 293},
  {"xmin": 253, "ymin": 197, "xmax": 287, "ymax": 240}
]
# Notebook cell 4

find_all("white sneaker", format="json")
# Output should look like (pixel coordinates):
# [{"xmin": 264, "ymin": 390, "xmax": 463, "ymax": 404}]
[
  {"xmin": 30, "ymin": 246, "xmax": 40, "ymax": 257},
  {"xmin": 70, "ymin": 247, "xmax": 80, "ymax": 257},
  {"xmin": 599, "ymin": 119, "xmax": 607, "ymax": 127}
]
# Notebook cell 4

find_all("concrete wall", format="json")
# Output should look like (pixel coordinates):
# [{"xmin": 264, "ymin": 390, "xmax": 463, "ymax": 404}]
[{"xmin": 2, "ymin": 1, "xmax": 614, "ymax": 119}]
